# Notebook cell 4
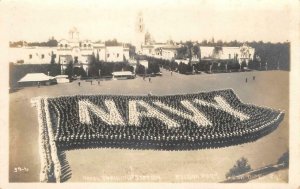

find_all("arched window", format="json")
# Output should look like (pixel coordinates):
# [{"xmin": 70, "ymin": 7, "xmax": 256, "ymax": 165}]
[
  {"xmin": 29, "ymin": 54, "xmax": 32, "ymax": 59},
  {"xmin": 41, "ymin": 54, "xmax": 45, "ymax": 59},
  {"xmin": 84, "ymin": 44, "xmax": 87, "ymax": 48},
  {"xmin": 60, "ymin": 44, "xmax": 63, "ymax": 48},
  {"xmin": 65, "ymin": 44, "xmax": 68, "ymax": 48},
  {"xmin": 88, "ymin": 44, "xmax": 91, "ymax": 48}
]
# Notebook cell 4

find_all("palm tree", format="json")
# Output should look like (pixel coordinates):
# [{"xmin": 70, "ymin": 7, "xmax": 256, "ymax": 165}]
[{"xmin": 186, "ymin": 41, "xmax": 193, "ymax": 64}]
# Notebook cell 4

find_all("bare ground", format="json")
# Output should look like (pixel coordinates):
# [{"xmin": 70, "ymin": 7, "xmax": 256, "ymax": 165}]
[{"xmin": 9, "ymin": 70, "xmax": 289, "ymax": 182}]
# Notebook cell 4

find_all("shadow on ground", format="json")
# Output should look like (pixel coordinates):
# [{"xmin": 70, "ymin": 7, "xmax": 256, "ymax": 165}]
[
  {"xmin": 221, "ymin": 163, "xmax": 288, "ymax": 183},
  {"xmin": 58, "ymin": 151, "xmax": 72, "ymax": 182}
]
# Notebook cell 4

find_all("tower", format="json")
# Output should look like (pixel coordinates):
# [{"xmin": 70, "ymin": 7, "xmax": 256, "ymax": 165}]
[{"xmin": 134, "ymin": 11, "xmax": 145, "ymax": 54}]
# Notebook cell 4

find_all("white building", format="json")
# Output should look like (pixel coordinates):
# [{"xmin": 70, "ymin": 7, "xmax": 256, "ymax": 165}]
[
  {"xmin": 141, "ymin": 43, "xmax": 179, "ymax": 60},
  {"xmin": 141, "ymin": 45, "xmax": 155, "ymax": 56},
  {"xmin": 9, "ymin": 27, "xmax": 130, "ymax": 66},
  {"xmin": 105, "ymin": 46, "xmax": 125, "ymax": 62},
  {"xmin": 161, "ymin": 46, "xmax": 178, "ymax": 60},
  {"xmin": 9, "ymin": 46, "xmax": 55, "ymax": 64},
  {"xmin": 200, "ymin": 44, "xmax": 255, "ymax": 64}
]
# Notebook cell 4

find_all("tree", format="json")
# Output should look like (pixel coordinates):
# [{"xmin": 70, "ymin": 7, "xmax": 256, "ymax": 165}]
[
  {"xmin": 170, "ymin": 60, "xmax": 178, "ymax": 71},
  {"xmin": 50, "ymin": 51, "xmax": 56, "ymax": 64},
  {"xmin": 105, "ymin": 39, "xmax": 120, "ymax": 46},
  {"xmin": 127, "ymin": 44, "xmax": 136, "ymax": 58},
  {"xmin": 64, "ymin": 61, "xmax": 74, "ymax": 78},
  {"xmin": 192, "ymin": 45, "xmax": 200, "ymax": 59},
  {"xmin": 178, "ymin": 62, "xmax": 187, "ymax": 74},
  {"xmin": 212, "ymin": 46, "xmax": 223, "ymax": 59},
  {"xmin": 123, "ymin": 64, "xmax": 134, "ymax": 72},
  {"xmin": 148, "ymin": 62, "xmax": 160, "ymax": 74},
  {"xmin": 46, "ymin": 38, "xmax": 58, "ymax": 47},
  {"xmin": 135, "ymin": 64, "xmax": 146, "ymax": 75},
  {"xmin": 87, "ymin": 53, "xmax": 98, "ymax": 77},
  {"xmin": 186, "ymin": 41, "xmax": 193, "ymax": 64},
  {"xmin": 177, "ymin": 46, "xmax": 188, "ymax": 59},
  {"xmin": 226, "ymin": 157, "xmax": 252, "ymax": 178},
  {"xmin": 48, "ymin": 64, "xmax": 61, "ymax": 76},
  {"xmin": 241, "ymin": 61, "xmax": 247, "ymax": 70},
  {"xmin": 9, "ymin": 41, "xmax": 25, "ymax": 47},
  {"xmin": 96, "ymin": 51, "xmax": 100, "ymax": 62},
  {"xmin": 201, "ymin": 39, "xmax": 208, "ymax": 46},
  {"xmin": 216, "ymin": 40, "xmax": 223, "ymax": 46}
]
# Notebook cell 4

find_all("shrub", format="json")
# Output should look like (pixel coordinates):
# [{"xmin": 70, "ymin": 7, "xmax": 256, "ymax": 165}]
[{"xmin": 226, "ymin": 157, "xmax": 252, "ymax": 178}]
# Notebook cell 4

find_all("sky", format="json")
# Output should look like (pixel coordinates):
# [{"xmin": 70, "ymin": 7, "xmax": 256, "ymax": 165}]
[{"xmin": 1, "ymin": 0, "xmax": 294, "ymax": 43}]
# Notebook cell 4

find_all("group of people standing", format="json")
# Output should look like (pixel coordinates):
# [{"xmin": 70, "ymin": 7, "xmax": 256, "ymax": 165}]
[{"xmin": 77, "ymin": 80, "xmax": 101, "ymax": 86}]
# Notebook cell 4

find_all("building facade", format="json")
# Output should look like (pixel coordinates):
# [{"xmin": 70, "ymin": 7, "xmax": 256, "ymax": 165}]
[
  {"xmin": 200, "ymin": 44, "xmax": 255, "ymax": 64},
  {"xmin": 140, "ymin": 43, "xmax": 255, "ymax": 64},
  {"xmin": 9, "ymin": 27, "xmax": 130, "ymax": 67}
]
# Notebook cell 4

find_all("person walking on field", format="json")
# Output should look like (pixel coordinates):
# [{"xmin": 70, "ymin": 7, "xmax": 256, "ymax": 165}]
[
  {"xmin": 78, "ymin": 81, "xmax": 81, "ymax": 86},
  {"xmin": 245, "ymin": 78, "xmax": 248, "ymax": 83},
  {"xmin": 171, "ymin": 70, "xmax": 173, "ymax": 76},
  {"xmin": 253, "ymin": 76, "xmax": 255, "ymax": 80},
  {"xmin": 149, "ymin": 77, "xmax": 151, "ymax": 83}
]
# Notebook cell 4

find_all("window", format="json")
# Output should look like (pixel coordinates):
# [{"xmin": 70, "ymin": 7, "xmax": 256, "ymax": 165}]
[
  {"xmin": 65, "ymin": 44, "xmax": 68, "ymax": 48},
  {"xmin": 107, "ymin": 54, "xmax": 110, "ymax": 58},
  {"xmin": 79, "ymin": 42, "xmax": 82, "ymax": 47},
  {"xmin": 60, "ymin": 44, "xmax": 63, "ymax": 48},
  {"xmin": 41, "ymin": 54, "xmax": 45, "ymax": 59},
  {"xmin": 117, "ymin": 53, "xmax": 119, "ymax": 57},
  {"xmin": 84, "ymin": 44, "xmax": 87, "ymax": 48},
  {"xmin": 29, "ymin": 54, "xmax": 32, "ymax": 59},
  {"xmin": 88, "ymin": 44, "xmax": 91, "ymax": 48}
]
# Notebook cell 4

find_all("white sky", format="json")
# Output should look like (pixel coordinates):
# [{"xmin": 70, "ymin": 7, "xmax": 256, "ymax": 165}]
[{"xmin": 1, "ymin": 0, "xmax": 293, "ymax": 43}]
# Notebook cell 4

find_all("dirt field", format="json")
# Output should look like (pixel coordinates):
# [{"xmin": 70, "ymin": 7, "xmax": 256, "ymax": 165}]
[{"xmin": 9, "ymin": 69, "xmax": 289, "ymax": 182}]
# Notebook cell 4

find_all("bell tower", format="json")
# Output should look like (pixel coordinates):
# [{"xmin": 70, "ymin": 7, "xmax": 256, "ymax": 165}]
[{"xmin": 134, "ymin": 11, "xmax": 145, "ymax": 54}]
